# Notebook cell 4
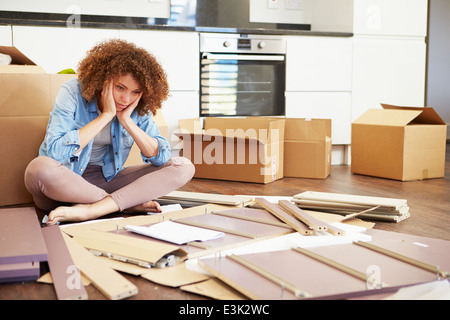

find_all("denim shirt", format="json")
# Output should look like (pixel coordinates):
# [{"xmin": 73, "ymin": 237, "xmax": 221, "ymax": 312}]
[{"xmin": 39, "ymin": 78, "xmax": 171, "ymax": 181}]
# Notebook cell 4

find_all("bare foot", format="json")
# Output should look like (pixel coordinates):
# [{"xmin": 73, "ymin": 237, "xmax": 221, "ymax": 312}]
[
  {"xmin": 47, "ymin": 204, "xmax": 91, "ymax": 225},
  {"xmin": 124, "ymin": 200, "xmax": 162, "ymax": 214},
  {"xmin": 47, "ymin": 196, "xmax": 120, "ymax": 225}
]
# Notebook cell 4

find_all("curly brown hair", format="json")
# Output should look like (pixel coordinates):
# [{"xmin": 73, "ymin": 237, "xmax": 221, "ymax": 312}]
[{"xmin": 77, "ymin": 39, "xmax": 169, "ymax": 116}]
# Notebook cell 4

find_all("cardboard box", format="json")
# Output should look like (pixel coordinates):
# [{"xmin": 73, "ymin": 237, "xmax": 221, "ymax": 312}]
[
  {"xmin": 0, "ymin": 46, "xmax": 45, "ymax": 73},
  {"xmin": 283, "ymin": 118, "xmax": 332, "ymax": 179},
  {"xmin": 351, "ymin": 104, "xmax": 447, "ymax": 181},
  {"xmin": 176, "ymin": 117, "xmax": 285, "ymax": 184},
  {"xmin": 0, "ymin": 71, "xmax": 77, "ymax": 206}
]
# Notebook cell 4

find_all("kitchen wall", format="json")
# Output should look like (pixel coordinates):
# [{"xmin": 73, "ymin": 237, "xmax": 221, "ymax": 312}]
[{"xmin": 427, "ymin": 0, "xmax": 450, "ymax": 138}]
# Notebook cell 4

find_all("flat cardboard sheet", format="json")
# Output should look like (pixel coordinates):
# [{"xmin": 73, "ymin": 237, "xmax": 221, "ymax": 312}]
[
  {"xmin": 181, "ymin": 278, "xmax": 247, "ymax": 300},
  {"xmin": 140, "ymin": 262, "xmax": 210, "ymax": 288}
]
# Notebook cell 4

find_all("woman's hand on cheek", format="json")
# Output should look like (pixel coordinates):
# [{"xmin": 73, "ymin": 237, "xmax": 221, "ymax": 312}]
[
  {"xmin": 101, "ymin": 80, "xmax": 117, "ymax": 118},
  {"xmin": 117, "ymin": 91, "xmax": 143, "ymax": 124}
]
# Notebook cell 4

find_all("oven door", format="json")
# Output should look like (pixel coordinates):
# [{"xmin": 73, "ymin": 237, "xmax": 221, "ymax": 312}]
[{"xmin": 200, "ymin": 53, "xmax": 285, "ymax": 117}]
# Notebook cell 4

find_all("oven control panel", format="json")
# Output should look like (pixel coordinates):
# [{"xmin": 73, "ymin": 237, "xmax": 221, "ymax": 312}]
[{"xmin": 200, "ymin": 33, "xmax": 286, "ymax": 54}]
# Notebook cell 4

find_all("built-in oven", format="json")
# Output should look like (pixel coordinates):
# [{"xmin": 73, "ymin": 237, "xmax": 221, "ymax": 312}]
[{"xmin": 199, "ymin": 33, "xmax": 286, "ymax": 117}]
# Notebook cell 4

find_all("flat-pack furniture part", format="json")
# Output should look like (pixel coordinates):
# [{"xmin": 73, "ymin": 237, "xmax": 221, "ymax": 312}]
[
  {"xmin": 0, "ymin": 207, "xmax": 48, "ymax": 283},
  {"xmin": 62, "ymin": 232, "xmax": 138, "ymax": 300},
  {"xmin": 293, "ymin": 191, "xmax": 410, "ymax": 222},
  {"xmin": 41, "ymin": 225, "xmax": 88, "ymax": 300},
  {"xmin": 199, "ymin": 231, "xmax": 450, "ymax": 300}
]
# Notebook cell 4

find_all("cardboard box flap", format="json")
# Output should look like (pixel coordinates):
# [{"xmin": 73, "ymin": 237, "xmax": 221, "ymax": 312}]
[
  {"xmin": 177, "ymin": 118, "xmax": 262, "ymax": 143},
  {"xmin": 178, "ymin": 118, "xmax": 203, "ymax": 134},
  {"xmin": 202, "ymin": 117, "xmax": 284, "ymax": 143},
  {"xmin": 381, "ymin": 104, "xmax": 446, "ymax": 125},
  {"xmin": 267, "ymin": 119, "xmax": 285, "ymax": 144},
  {"xmin": 0, "ymin": 46, "xmax": 36, "ymax": 66},
  {"xmin": 353, "ymin": 108, "xmax": 423, "ymax": 127},
  {"xmin": 284, "ymin": 118, "xmax": 331, "ymax": 141}
]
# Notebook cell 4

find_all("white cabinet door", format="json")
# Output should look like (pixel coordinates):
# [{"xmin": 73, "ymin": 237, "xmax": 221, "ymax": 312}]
[
  {"xmin": 0, "ymin": 25, "xmax": 12, "ymax": 46},
  {"xmin": 161, "ymin": 91, "xmax": 199, "ymax": 148},
  {"xmin": 12, "ymin": 26, "xmax": 119, "ymax": 73},
  {"xmin": 352, "ymin": 36, "xmax": 427, "ymax": 120},
  {"xmin": 286, "ymin": 36, "xmax": 352, "ymax": 92},
  {"xmin": 353, "ymin": 0, "xmax": 428, "ymax": 37},
  {"xmin": 119, "ymin": 29, "xmax": 199, "ymax": 91},
  {"xmin": 286, "ymin": 91, "xmax": 352, "ymax": 145}
]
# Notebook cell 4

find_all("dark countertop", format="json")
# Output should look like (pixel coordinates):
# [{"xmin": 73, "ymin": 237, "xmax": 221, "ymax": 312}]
[{"xmin": 0, "ymin": 11, "xmax": 353, "ymax": 38}]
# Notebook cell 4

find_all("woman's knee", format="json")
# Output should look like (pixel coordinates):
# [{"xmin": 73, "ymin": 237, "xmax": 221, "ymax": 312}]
[
  {"xmin": 169, "ymin": 157, "xmax": 195, "ymax": 182},
  {"xmin": 24, "ymin": 156, "xmax": 61, "ymax": 190}
]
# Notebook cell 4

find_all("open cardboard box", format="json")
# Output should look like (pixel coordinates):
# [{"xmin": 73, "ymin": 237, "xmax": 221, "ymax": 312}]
[
  {"xmin": 0, "ymin": 71, "xmax": 76, "ymax": 206},
  {"xmin": 0, "ymin": 46, "xmax": 45, "ymax": 73},
  {"xmin": 176, "ymin": 117, "xmax": 285, "ymax": 184},
  {"xmin": 351, "ymin": 104, "xmax": 447, "ymax": 181},
  {"xmin": 0, "ymin": 46, "xmax": 167, "ymax": 206}
]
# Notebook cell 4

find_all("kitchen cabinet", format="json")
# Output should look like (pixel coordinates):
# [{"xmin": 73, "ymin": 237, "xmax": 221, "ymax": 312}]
[
  {"xmin": 353, "ymin": 0, "xmax": 427, "ymax": 37},
  {"xmin": 286, "ymin": 36, "xmax": 352, "ymax": 92},
  {"xmin": 161, "ymin": 91, "xmax": 200, "ymax": 149},
  {"xmin": 0, "ymin": 25, "xmax": 12, "ymax": 46},
  {"xmin": 285, "ymin": 35, "xmax": 353, "ymax": 148},
  {"xmin": 351, "ymin": 0, "xmax": 428, "ymax": 120},
  {"xmin": 351, "ymin": 36, "xmax": 426, "ymax": 120}
]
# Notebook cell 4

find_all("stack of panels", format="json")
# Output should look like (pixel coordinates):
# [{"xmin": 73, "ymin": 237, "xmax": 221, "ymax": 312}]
[
  {"xmin": 292, "ymin": 191, "xmax": 410, "ymax": 222},
  {"xmin": 157, "ymin": 191, "xmax": 253, "ymax": 208},
  {"xmin": 0, "ymin": 207, "xmax": 48, "ymax": 283}
]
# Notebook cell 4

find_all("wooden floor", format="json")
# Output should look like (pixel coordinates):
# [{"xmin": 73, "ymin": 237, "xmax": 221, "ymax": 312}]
[{"xmin": 1, "ymin": 144, "xmax": 449, "ymax": 301}]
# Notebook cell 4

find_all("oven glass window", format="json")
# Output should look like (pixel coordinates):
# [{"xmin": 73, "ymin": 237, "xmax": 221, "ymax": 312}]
[{"xmin": 200, "ymin": 56, "xmax": 285, "ymax": 117}]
